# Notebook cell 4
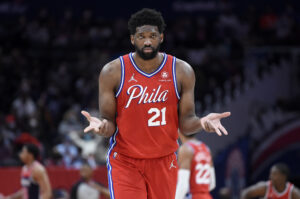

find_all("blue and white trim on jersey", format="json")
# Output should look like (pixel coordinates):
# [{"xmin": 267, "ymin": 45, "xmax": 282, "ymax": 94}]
[
  {"xmin": 172, "ymin": 56, "xmax": 181, "ymax": 100},
  {"xmin": 129, "ymin": 52, "xmax": 167, "ymax": 78},
  {"xmin": 115, "ymin": 56, "xmax": 125, "ymax": 97},
  {"xmin": 106, "ymin": 128, "xmax": 119, "ymax": 199}
]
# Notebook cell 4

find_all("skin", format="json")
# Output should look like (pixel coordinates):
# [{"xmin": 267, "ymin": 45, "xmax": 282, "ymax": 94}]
[
  {"xmin": 80, "ymin": 165, "xmax": 111, "ymax": 198},
  {"xmin": 1, "ymin": 147, "xmax": 52, "ymax": 199},
  {"xmin": 241, "ymin": 166, "xmax": 300, "ymax": 199},
  {"xmin": 81, "ymin": 24, "xmax": 231, "ymax": 137},
  {"xmin": 240, "ymin": 181, "xmax": 267, "ymax": 199},
  {"xmin": 270, "ymin": 166, "xmax": 287, "ymax": 192}
]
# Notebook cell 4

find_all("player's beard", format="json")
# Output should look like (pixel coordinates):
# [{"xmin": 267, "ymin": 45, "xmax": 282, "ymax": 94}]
[{"xmin": 135, "ymin": 43, "xmax": 161, "ymax": 60}]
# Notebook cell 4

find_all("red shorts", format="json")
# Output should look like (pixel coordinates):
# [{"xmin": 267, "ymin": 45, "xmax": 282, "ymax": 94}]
[{"xmin": 107, "ymin": 150, "xmax": 178, "ymax": 199}]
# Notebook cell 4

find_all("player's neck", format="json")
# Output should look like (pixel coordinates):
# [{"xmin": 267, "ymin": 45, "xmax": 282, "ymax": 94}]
[
  {"xmin": 274, "ymin": 183, "xmax": 286, "ymax": 193},
  {"xmin": 132, "ymin": 52, "xmax": 164, "ymax": 74},
  {"xmin": 25, "ymin": 159, "xmax": 35, "ymax": 167}
]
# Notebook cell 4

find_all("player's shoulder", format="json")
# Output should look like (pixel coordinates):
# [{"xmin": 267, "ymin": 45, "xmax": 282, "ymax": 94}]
[
  {"xmin": 101, "ymin": 58, "xmax": 121, "ymax": 76},
  {"xmin": 179, "ymin": 142, "xmax": 195, "ymax": 157},
  {"xmin": 174, "ymin": 58, "xmax": 195, "ymax": 84},
  {"xmin": 99, "ymin": 58, "xmax": 122, "ymax": 88},
  {"xmin": 32, "ymin": 162, "xmax": 46, "ymax": 175},
  {"xmin": 175, "ymin": 57, "xmax": 194, "ymax": 74},
  {"xmin": 292, "ymin": 185, "xmax": 300, "ymax": 198}
]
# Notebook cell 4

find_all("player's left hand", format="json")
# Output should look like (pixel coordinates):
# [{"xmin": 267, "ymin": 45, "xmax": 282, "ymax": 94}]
[{"xmin": 200, "ymin": 112, "xmax": 231, "ymax": 136}]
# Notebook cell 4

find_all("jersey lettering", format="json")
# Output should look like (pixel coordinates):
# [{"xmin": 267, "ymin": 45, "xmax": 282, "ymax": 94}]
[{"xmin": 125, "ymin": 85, "xmax": 168, "ymax": 108}]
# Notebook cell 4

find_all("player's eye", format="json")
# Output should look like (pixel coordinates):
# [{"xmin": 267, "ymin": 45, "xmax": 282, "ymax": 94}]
[{"xmin": 137, "ymin": 35, "xmax": 144, "ymax": 39}]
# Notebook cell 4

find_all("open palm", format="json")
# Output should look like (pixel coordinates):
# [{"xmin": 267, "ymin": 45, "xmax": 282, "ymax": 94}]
[
  {"xmin": 81, "ymin": 110, "xmax": 104, "ymax": 133},
  {"xmin": 200, "ymin": 112, "xmax": 231, "ymax": 136}
]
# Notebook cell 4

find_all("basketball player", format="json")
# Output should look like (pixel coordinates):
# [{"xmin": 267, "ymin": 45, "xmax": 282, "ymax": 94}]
[
  {"xmin": 0, "ymin": 144, "xmax": 52, "ymax": 199},
  {"xmin": 241, "ymin": 163, "xmax": 300, "ymax": 199},
  {"xmin": 175, "ymin": 132, "xmax": 215, "ymax": 199},
  {"xmin": 81, "ymin": 8, "xmax": 231, "ymax": 199}
]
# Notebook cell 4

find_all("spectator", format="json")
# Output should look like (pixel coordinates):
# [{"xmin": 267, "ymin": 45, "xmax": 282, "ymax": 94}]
[
  {"xmin": 55, "ymin": 136, "xmax": 79, "ymax": 168},
  {"xmin": 69, "ymin": 131, "xmax": 106, "ymax": 167},
  {"xmin": 70, "ymin": 164, "xmax": 110, "ymax": 199}
]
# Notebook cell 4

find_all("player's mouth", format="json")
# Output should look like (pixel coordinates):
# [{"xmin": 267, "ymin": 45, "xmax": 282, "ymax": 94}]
[{"xmin": 143, "ymin": 47, "xmax": 153, "ymax": 53}]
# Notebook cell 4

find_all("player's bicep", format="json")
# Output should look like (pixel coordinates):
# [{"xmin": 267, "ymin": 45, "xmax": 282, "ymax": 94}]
[
  {"xmin": 242, "ymin": 182, "xmax": 267, "ymax": 199},
  {"xmin": 177, "ymin": 61, "xmax": 196, "ymax": 122},
  {"xmin": 33, "ymin": 169, "xmax": 51, "ymax": 195},
  {"xmin": 98, "ymin": 60, "xmax": 120, "ymax": 123}
]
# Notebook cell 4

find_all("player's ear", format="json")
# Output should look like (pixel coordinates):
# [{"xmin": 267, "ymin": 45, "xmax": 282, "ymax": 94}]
[
  {"xmin": 130, "ymin": 35, "xmax": 134, "ymax": 45},
  {"xmin": 160, "ymin": 33, "xmax": 164, "ymax": 43}
]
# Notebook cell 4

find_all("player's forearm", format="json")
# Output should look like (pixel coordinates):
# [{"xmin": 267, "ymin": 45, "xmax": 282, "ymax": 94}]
[
  {"xmin": 240, "ymin": 190, "xmax": 251, "ymax": 199},
  {"xmin": 96, "ymin": 186, "xmax": 111, "ymax": 198},
  {"xmin": 90, "ymin": 183, "xmax": 111, "ymax": 198},
  {"xmin": 179, "ymin": 115, "xmax": 203, "ymax": 135},
  {"xmin": 6, "ymin": 189, "xmax": 24, "ymax": 199},
  {"xmin": 102, "ymin": 189, "xmax": 111, "ymax": 198},
  {"xmin": 40, "ymin": 191, "xmax": 52, "ymax": 199}
]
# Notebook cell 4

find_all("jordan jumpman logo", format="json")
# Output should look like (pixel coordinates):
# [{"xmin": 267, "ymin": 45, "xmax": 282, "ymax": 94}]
[
  {"xmin": 128, "ymin": 73, "xmax": 138, "ymax": 82},
  {"xmin": 169, "ymin": 159, "xmax": 177, "ymax": 170}
]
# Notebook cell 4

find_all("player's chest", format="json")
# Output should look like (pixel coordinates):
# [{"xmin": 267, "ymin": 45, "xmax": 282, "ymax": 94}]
[{"xmin": 121, "ymin": 75, "xmax": 175, "ymax": 107}]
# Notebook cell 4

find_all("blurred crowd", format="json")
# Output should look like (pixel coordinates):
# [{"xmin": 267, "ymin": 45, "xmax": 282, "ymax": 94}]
[{"xmin": 0, "ymin": 4, "xmax": 299, "ymax": 167}]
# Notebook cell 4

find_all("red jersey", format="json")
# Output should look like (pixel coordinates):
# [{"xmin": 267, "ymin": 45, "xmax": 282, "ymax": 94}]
[
  {"xmin": 186, "ymin": 140, "xmax": 212, "ymax": 197},
  {"xmin": 21, "ymin": 161, "xmax": 40, "ymax": 199},
  {"xmin": 111, "ymin": 52, "xmax": 180, "ymax": 159},
  {"xmin": 265, "ymin": 181, "xmax": 294, "ymax": 199}
]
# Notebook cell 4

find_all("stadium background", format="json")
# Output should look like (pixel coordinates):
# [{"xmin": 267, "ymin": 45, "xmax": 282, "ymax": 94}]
[{"xmin": 0, "ymin": 0, "xmax": 300, "ymax": 198}]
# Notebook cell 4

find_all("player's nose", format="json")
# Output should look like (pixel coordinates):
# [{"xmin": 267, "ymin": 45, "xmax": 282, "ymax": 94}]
[{"xmin": 144, "ymin": 38, "xmax": 152, "ymax": 46}]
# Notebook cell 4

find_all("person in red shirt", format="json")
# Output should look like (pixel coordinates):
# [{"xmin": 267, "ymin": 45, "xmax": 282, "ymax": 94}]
[
  {"xmin": 175, "ymin": 132, "xmax": 216, "ymax": 199},
  {"xmin": 0, "ymin": 144, "xmax": 52, "ymax": 199},
  {"xmin": 81, "ymin": 8, "xmax": 231, "ymax": 199},
  {"xmin": 241, "ymin": 163, "xmax": 300, "ymax": 199}
]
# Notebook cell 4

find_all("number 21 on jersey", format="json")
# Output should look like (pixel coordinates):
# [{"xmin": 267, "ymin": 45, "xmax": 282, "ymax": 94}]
[{"xmin": 148, "ymin": 107, "xmax": 166, "ymax": 127}]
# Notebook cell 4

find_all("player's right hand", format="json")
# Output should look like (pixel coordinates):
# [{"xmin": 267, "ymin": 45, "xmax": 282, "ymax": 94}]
[{"xmin": 81, "ymin": 110, "xmax": 108, "ymax": 135}]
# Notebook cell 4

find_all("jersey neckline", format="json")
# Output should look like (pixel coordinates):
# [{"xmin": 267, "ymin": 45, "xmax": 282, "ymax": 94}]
[
  {"xmin": 272, "ymin": 182, "xmax": 290, "ymax": 196},
  {"xmin": 129, "ymin": 52, "xmax": 167, "ymax": 78}
]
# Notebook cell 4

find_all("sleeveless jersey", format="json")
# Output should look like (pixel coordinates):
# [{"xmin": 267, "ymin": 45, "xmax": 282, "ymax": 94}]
[
  {"xmin": 112, "ymin": 52, "xmax": 180, "ymax": 159},
  {"xmin": 186, "ymin": 140, "xmax": 212, "ymax": 196},
  {"xmin": 21, "ymin": 161, "xmax": 40, "ymax": 199},
  {"xmin": 265, "ymin": 181, "xmax": 294, "ymax": 199}
]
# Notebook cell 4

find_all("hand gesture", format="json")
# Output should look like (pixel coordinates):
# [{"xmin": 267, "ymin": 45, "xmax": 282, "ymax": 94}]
[
  {"xmin": 200, "ymin": 112, "xmax": 231, "ymax": 136},
  {"xmin": 81, "ymin": 110, "xmax": 108, "ymax": 135}
]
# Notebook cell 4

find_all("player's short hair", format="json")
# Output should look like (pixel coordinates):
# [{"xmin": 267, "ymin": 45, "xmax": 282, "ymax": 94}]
[
  {"xmin": 128, "ymin": 8, "xmax": 166, "ymax": 35},
  {"xmin": 24, "ymin": 143, "xmax": 40, "ymax": 160},
  {"xmin": 274, "ymin": 163, "xmax": 290, "ymax": 179}
]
